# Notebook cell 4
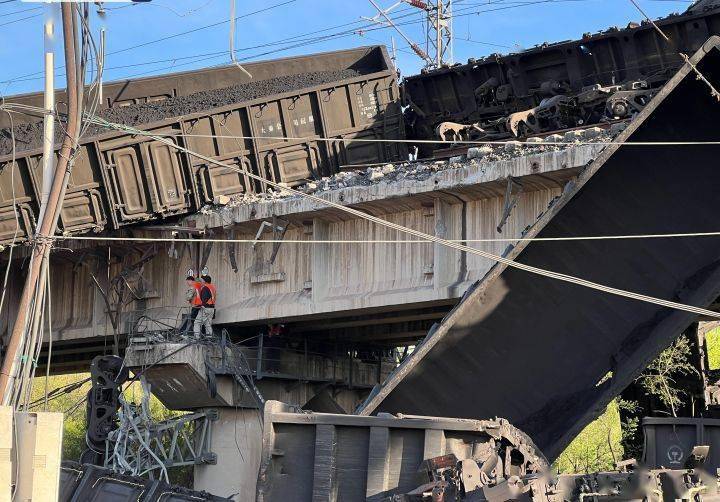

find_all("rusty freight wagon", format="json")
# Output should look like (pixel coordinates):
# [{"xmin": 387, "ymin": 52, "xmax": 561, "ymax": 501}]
[
  {"xmin": 403, "ymin": 0, "xmax": 720, "ymax": 153},
  {"xmin": 0, "ymin": 45, "xmax": 405, "ymax": 244}
]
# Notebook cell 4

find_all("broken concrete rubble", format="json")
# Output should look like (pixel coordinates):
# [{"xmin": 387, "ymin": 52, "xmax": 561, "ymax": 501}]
[{"xmin": 196, "ymin": 127, "xmax": 619, "ymax": 215}]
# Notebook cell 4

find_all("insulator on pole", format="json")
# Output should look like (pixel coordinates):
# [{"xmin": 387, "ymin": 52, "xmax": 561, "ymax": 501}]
[
  {"xmin": 410, "ymin": 43, "xmax": 430, "ymax": 60},
  {"xmin": 405, "ymin": 0, "xmax": 429, "ymax": 9}
]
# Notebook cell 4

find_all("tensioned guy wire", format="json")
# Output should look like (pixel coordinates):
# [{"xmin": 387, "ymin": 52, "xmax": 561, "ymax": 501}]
[
  {"xmin": 52, "ymin": 232, "xmax": 720, "ymax": 245},
  {"xmin": 72, "ymin": 124, "xmax": 720, "ymax": 147}
]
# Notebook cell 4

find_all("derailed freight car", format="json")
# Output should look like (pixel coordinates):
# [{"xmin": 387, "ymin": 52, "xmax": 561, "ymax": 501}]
[
  {"xmin": 403, "ymin": 0, "xmax": 720, "ymax": 151},
  {"xmin": 256, "ymin": 402, "xmax": 719, "ymax": 502},
  {"xmin": 0, "ymin": 46, "xmax": 405, "ymax": 244},
  {"xmin": 256, "ymin": 401, "xmax": 549, "ymax": 502}
]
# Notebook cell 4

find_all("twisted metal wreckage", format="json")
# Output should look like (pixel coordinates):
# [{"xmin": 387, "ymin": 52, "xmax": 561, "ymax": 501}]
[
  {"xmin": 4, "ymin": 1, "xmax": 720, "ymax": 500},
  {"xmin": 47, "ymin": 24, "xmax": 720, "ymax": 502}
]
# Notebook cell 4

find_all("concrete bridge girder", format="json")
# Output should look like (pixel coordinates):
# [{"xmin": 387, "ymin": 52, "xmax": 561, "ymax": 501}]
[{"xmin": 1, "ymin": 143, "xmax": 604, "ymax": 370}]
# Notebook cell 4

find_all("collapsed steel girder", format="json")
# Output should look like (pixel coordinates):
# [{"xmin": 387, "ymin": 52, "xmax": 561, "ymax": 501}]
[
  {"xmin": 359, "ymin": 38, "xmax": 720, "ymax": 461},
  {"xmin": 105, "ymin": 400, "xmax": 218, "ymax": 478}
]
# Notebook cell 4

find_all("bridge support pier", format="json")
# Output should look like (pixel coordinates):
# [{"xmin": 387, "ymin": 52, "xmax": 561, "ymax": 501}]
[{"xmin": 194, "ymin": 407, "xmax": 263, "ymax": 500}]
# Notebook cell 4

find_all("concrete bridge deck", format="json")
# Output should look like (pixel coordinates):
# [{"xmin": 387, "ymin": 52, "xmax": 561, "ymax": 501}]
[{"xmin": 0, "ymin": 135, "xmax": 608, "ymax": 371}]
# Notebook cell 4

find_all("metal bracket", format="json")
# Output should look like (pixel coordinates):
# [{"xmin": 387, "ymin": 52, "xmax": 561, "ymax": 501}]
[
  {"xmin": 497, "ymin": 176, "xmax": 523, "ymax": 233},
  {"xmin": 252, "ymin": 216, "xmax": 289, "ymax": 265}
]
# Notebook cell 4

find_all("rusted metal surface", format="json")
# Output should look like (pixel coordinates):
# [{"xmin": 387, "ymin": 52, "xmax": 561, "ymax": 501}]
[
  {"xmin": 255, "ymin": 400, "xmax": 547, "ymax": 502},
  {"xmin": 256, "ymin": 402, "xmax": 719, "ymax": 501},
  {"xmin": 1, "ymin": 46, "xmax": 395, "ymax": 128},
  {"xmin": 642, "ymin": 417, "xmax": 720, "ymax": 472},
  {"xmin": 7, "ymin": 141, "xmax": 600, "ymax": 372},
  {"xmin": 59, "ymin": 463, "xmax": 230, "ymax": 501},
  {"xmin": 398, "ymin": 457, "xmax": 717, "ymax": 501},
  {"xmin": 404, "ymin": 2, "xmax": 720, "ymax": 150},
  {"xmin": 0, "ymin": 46, "xmax": 405, "ymax": 243},
  {"xmin": 358, "ymin": 38, "xmax": 720, "ymax": 461}
]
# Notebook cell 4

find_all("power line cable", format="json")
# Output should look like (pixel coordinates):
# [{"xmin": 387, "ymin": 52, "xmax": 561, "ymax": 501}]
[
  {"xmin": 0, "ymin": 109, "xmax": 20, "ymax": 328},
  {"xmin": 0, "ymin": 0, "xmax": 312, "ymax": 86},
  {"xmin": 64, "ymin": 125, "xmax": 720, "ymax": 146},
  {"xmin": 107, "ymin": 0, "xmax": 297, "ymax": 57},
  {"xmin": 0, "ymin": 12, "xmax": 40, "ymax": 27},
  {"xmin": 0, "ymin": 5, "xmax": 41, "ymax": 17},
  {"xmin": 50, "ymin": 231, "xmax": 720, "ymax": 246},
  {"xmin": 43, "ymin": 268, "xmax": 53, "ymax": 410},
  {"xmin": 104, "ymin": 0, "xmax": 682, "ymax": 80},
  {"xmin": 0, "ymin": 0, "xmax": 575, "ymax": 87},
  {"xmin": 0, "ymin": 0, "xmax": 512, "ymax": 86},
  {"xmin": 0, "ymin": 0, "xmax": 693, "ymax": 87}
]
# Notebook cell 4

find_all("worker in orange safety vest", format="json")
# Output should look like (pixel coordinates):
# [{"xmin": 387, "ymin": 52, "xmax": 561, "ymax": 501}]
[
  {"xmin": 183, "ymin": 272, "xmax": 203, "ymax": 336},
  {"xmin": 194, "ymin": 270, "xmax": 217, "ymax": 338}
]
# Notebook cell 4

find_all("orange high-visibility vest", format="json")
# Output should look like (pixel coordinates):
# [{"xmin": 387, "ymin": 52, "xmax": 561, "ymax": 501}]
[
  {"xmin": 202, "ymin": 283, "xmax": 216, "ymax": 307},
  {"xmin": 191, "ymin": 281, "xmax": 203, "ymax": 307}
]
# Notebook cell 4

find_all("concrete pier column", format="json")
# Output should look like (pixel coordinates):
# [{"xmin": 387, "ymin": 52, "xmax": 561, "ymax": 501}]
[
  {"xmin": 194, "ymin": 407, "xmax": 263, "ymax": 501},
  {"xmin": 433, "ymin": 198, "xmax": 465, "ymax": 290},
  {"xmin": 311, "ymin": 218, "xmax": 330, "ymax": 302}
]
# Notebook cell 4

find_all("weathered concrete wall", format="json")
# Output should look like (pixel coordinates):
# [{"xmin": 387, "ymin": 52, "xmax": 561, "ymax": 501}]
[
  {"xmin": 0, "ymin": 143, "xmax": 603, "ymax": 359},
  {"xmin": 194, "ymin": 407, "xmax": 263, "ymax": 500}
]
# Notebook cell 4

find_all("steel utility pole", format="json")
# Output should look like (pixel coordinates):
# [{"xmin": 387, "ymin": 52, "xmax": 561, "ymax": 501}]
[
  {"xmin": 365, "ymin": 0, "xmax": 453, "ymax": 70},
  {"xmin": 0, "ymin": 2, "xmax": 81, "ymax": 406},
  {"xmin": 426, "ymin": 0, "xmax": 453, "ymax": 68},
  {"xmin": 37, "ymin": 9, "xmax": 56, "ymax": 227}
]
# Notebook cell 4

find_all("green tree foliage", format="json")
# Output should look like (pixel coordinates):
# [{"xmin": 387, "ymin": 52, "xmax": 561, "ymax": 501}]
[
  {"xmin": 28, "ymin": 373, "xmax": 91, "ymax": 462},
  {"xmin": 555, "ymin": 399, "xmax": 624, "ymax": 474},
  {"xmin": 707, "ymin": 326, "xmax": 720, "ymax": 370},
  {"xmin": 636, "ymin": 336, "xmax": 698, "ymax": 416},
  {"xmin": 557, "ymin": 335, "xmax": 703, "ymax": 473},
  {"xmin": 28, "ymin": 373, "xmax": 192, "ymax": 486},
  {"xmin": 38, "ymin": 330, "xmax": 716, "ymax": 481}
]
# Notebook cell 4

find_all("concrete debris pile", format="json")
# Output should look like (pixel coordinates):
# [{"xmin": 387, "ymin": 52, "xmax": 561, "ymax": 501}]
[
  {"xmin": 0, "ymin": 69, "xmax": 361, "ymax": 155},
  {"xmin": 201, "ymin": 123, "xmax": 626, "ymax": 214}
]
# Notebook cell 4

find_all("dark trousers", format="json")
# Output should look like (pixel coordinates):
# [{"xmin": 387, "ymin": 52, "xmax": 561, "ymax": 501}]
[{"xmin": 180, "ymin": 307, "xmax": 200, "ymax": 335}]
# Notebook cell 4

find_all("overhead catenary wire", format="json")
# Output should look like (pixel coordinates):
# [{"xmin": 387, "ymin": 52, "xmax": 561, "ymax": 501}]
[
  {"xmin": 0, "ymin": 0, "xmax": 633, "ymax": 87},
  {"xmin": 627, "ymin": 0, "xmax": 720, "ymax": 99},
  {"xmin": 228, "ymin": 0, "xmax": 252, "ymax": 78},
  {"xmin": 0, "ymin": 5, "xmax": 42, "ymax": 17},
  {"xmin": 0, "ymin": 13, "xmax": 40, "ymax": 28},
  {"xmin": 0, "ymin": 0, "xmax": 297, "ymax": 86},
  {"xmin": 27, "ymin": 376, "xmax": 90, "ymax": 410},
  {"xmin": 10, "ymin": 106, "xmax": 720, "ymax": 165},
  {"xmin": 86, "ymin": 115, "xmax": 720, "ymax": 320},
  {"xmin": 124, "ymin": 0, "xmax": 692, "ymax": 77},
  {"xmin": 81, "ymin": 127, "xmax": 720, "ymax": 147},
  {"xmin": 49, "ymin": 231, "xmax": 720, "ymax": 245},
  {"xmin": 107, "ymin": 0, "xmax": 298, "ymax": 58}
]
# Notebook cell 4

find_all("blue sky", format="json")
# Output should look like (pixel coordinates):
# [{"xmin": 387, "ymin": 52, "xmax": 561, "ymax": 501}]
[{"xmin": 0, "ymin": 0, "xmax": 695, "ymax": 96}]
